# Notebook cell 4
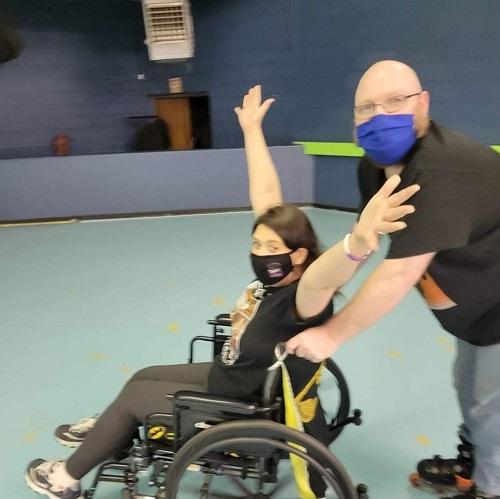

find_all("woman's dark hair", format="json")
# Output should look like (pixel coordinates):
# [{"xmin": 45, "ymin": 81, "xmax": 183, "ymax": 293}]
[{"xmin": 252, "ymin": 204, "xmax": 320, "ymax": 269}]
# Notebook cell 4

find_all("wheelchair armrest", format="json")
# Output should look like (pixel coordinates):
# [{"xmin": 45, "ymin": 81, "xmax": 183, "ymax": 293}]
[
  {"xmin": 207, "ymin": 313, "xmax": 231, "ymax": 327},
  {"xmin": 188, "ymin": 335, "xmax": 228, "ymax": 363},
  {"xmin": 174, "ymin": 390, "xmax": 259, "ymax": 416}
]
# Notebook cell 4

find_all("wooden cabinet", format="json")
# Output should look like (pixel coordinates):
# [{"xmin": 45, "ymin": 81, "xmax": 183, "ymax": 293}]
[{"xmin": 149, "ymin": 92, "xmax": 211, "ymax": 150}]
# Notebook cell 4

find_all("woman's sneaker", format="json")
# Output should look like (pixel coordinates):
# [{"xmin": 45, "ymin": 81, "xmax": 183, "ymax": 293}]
[
  {"xmin": 25, "ymin": 459, "xmax": 82, "ymax": 499},
  {"xmin": 54, "ymin": 415, "xmax": 99, "ymax": 447}
]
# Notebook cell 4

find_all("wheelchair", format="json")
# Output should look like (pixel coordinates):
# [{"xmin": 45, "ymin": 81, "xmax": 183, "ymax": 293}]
[{"xmin": 83, "ymin": 314, "xmax": 368, "ymax": 499}]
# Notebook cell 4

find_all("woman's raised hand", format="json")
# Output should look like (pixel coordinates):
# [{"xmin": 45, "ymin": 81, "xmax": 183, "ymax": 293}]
[
  {"xmin": 234, "ymin": 85, "xmax": 275, "ymax": 131},
  {"xmin": 353, "ymin": 175, "xmax": 420, "ymax": 252}
]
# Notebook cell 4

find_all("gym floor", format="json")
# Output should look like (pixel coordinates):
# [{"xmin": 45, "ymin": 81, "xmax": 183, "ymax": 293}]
[{"xmin": 2, "ymin": 208, "xmax": 460, "ymax": 498}]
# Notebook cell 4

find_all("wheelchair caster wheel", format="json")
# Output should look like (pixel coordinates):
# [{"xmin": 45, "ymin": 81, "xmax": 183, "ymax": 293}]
[{"xmin": 155, "ymin": 489, "xmax": 168, "ymax": 499}]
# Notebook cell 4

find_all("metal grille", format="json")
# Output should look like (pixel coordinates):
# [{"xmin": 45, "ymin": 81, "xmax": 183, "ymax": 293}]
[{"xmin": 147, "ymin": 4, "xmax": 187, "ymax": 43}]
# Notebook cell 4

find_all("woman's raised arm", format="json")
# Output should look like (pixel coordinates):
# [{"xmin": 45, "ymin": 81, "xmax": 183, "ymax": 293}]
[{"xmin": 234, "ymin": 85, "xmax": 282, "ymax": 216}]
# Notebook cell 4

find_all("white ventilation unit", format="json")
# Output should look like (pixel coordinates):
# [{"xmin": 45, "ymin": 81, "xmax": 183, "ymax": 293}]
[{"xmin": 141, "ymin": 0, "xmax": 195, "ymax": 61}]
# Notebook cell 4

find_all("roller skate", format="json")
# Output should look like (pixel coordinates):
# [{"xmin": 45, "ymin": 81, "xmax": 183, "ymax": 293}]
[
  {"xmin": 444, "ymin": 484, "xmax": 500, "ymax": 498},
  {"xmin": 409, "ymin": 435, "xmax": 474, "ymax": 495}
]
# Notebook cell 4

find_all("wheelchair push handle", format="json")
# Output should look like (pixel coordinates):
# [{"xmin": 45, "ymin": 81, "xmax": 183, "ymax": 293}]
[
  {"xmin": 268, "ymin": 342, "xmax": 288, "ymax": 368},
  {"xmin": 261, "ymin": 342, "xmax": 288, "ymax": 406},
  {"xmin": 206, "ymin": 313, "xmax": 231, "ymax": 327}
]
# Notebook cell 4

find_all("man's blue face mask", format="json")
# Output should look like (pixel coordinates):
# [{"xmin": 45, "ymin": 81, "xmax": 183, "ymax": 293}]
[{"xmin": 356, "ymin": 114, "xmax": 417, "ymax": 166}]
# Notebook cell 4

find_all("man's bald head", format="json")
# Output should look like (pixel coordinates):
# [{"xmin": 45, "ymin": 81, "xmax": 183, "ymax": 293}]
[
  {"xmin": 355, "ymin": 60, "xmax": 422, "ymax": 104},
  {"xmin": 354, "ymin": 60, "xmax": 430, "ymax": 136}
]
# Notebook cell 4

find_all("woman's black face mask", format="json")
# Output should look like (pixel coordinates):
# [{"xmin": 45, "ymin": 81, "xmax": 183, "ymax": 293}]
[{"xmin": 250, "ymin": 251, "xmax": 294, "ymax": 286}]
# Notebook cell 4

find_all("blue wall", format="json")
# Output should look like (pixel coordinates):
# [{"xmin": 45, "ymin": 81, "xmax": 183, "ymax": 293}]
[
  {"xmin": 183, "ymin": 0, "xmax": 500, "ymax": 147},
  {"xmin": 0, "ymin": 146, "xmax": 313, "ymax": 221},
  {"xmin": 2, "ymin": 0, "xmax": 500, "ymax": 209},
  {"xmin": 4, "ymin": 0, "xmax": 500, "ymax": 156},
  {"xmin": 189, "ymin": 0, "xmax": 500, "ymax": 209},
  {"xmin": 0, "ymin": 0, "xmax": 166, "ymax": 158},
  {"xmin": 315, "ymin": 157, "xmax": 360, "ymax": 209}
]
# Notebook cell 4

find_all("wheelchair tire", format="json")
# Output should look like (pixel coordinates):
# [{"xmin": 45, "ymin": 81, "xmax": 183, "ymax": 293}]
[
  {"xmin": 163, "ymin": 419, "xmax": 358, "ymax": 499},
  {"xmin": 324, "ymin": 358, "xmax": 351, "ymax": 444}
]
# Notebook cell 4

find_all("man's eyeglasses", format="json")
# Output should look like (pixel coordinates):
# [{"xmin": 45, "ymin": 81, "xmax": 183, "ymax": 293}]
[{"xmin": 354, "ymin": 92, "xmax": 422, "ymax": 118}]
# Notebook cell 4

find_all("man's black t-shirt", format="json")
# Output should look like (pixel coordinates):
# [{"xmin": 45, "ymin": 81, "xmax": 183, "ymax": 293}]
[
  {"xmin": 359, "ymin": 121, "xmax": 500, "ymax": 346},
  {"xmin": 208, "ymin": 280, "xmax": 333, "ymax": 399}
]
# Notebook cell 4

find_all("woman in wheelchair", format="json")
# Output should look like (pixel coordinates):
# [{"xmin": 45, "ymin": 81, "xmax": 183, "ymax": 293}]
[{"xmin": 26, "ymin": 85, "xmax": 418, "ymax": 499}]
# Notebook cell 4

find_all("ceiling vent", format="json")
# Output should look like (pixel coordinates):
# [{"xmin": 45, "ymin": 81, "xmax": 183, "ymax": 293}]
[{"xmin": 141, "ymin": 0, "xmax": 194, "ymax": 61}]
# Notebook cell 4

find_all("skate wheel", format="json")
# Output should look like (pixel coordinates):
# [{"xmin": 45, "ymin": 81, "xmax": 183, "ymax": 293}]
[{"xmin": 409, "ymin": 472, "xmax": 421, "ymax": 487}]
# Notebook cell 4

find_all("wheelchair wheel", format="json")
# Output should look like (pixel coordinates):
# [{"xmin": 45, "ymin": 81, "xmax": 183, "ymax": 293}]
[
  {"xmin": 324, "ymin": 358, "xmax": 351, "ymax": 444},
  {"xmin": 163, "ymin": 420, "xmax": 358, "ymax": 499}
]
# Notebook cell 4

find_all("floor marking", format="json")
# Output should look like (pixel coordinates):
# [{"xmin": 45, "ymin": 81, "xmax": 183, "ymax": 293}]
[
  {"xmin": 167, "ymin": 322, "xmax": 180, "ymax": 333},
  {"xmin": 435, "ymin": 336, "xmax": 455, "ymax": 353},
  {"xmin": 387, "ymin": 350, "xmax": 402, "ymax": 359},
  {"xmin": 22, "ymin": 430, "xmax": 39, "ymax": 444},
  {"xmin": 0, "ymin": 219, "xmax": 77, "ymax": 228},
  {"xmin": 416, "ymin": 434, "xmax": 431, "ymax": 445},
  {"xmin": 212, "ymin": 295, "xmax": 225, "ymax": 306},
  {"xmin": 121, "ymin": 364, "xmax": 133, "ymax": 375},
  {"xmin": 88, "ymin": 352, "xmax": 109, "ymax": 362}
]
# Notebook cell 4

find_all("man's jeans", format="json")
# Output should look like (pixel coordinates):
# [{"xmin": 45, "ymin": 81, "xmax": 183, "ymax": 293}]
[{"xmin": 455, "ymin": 338, "xmax": 500, "ymax": 494}]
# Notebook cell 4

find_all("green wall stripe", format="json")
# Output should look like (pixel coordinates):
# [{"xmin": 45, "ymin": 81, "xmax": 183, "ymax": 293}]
[
  {"xmin": 293, "ymin": 141, "xmax": 364, "ymax": 157},
  {"xmin": 294, "ymin": 141, "xmax": 500, "ymax": 157}
]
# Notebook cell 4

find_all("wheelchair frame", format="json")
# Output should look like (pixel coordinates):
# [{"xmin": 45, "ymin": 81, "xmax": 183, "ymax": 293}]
[
  {"xmin": 83, "ymin": 315, "xmax": 368, "ymax": 499},
  {"xmin": 190, "ymin": 314, "xmax": 362, "ymax": 444}
]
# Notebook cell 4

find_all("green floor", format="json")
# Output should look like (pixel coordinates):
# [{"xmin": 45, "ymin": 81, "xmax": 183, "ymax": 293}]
[{"xmin": 1, "ymin": 209, "xmax": 461, "ymax": 498}]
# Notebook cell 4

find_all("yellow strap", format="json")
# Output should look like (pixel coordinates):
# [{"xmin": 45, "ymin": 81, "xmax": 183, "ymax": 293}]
[
  {"xmin": 297, "ymin": 397, "xmax": 319, "ymax": 424},
  {"xmin": 281, "ymin": 363, "xmax": 317, "ymax": 499},
  {"xmin": 295, "ymin": 363, "xmax": 324, "ymax": 403},
  {"xmin": 294, "ymin": 363, "xmax": 324, "ymax": 423}
]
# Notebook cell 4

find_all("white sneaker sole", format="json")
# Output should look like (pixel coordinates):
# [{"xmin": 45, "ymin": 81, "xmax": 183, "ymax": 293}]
[
  {"xmin": 25, "ymin": 471, "xmax": 83, "ymax": 499},
  {"xmin": 54, "ymin": 435, "xmax": 82, "ymax": 448}
]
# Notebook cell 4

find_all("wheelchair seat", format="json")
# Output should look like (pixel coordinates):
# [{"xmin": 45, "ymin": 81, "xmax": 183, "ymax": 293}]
[{"xmin": 173, "ymin": 390, "xmax": 282, "ymax": 450}]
